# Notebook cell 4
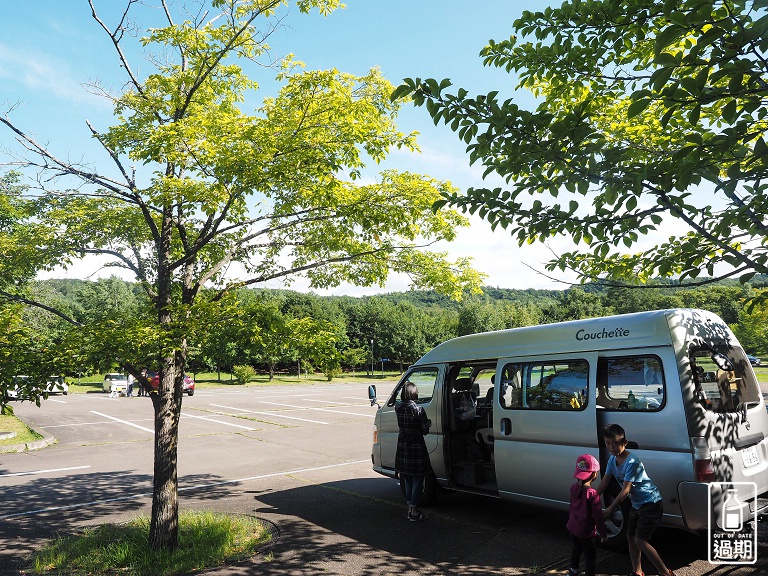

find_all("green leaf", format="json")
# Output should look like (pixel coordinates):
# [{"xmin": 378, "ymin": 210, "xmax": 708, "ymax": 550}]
[
  {"xmin": 655, "ymin": 26, "xmax": 685, "ymax": 55},
  {"xmin": 688, "ymin": 104, "xmax": 701, "ymax": 125},
  {"xmin": 650, "ymin": 66, "xmax": 675, "ymax": 91},
  {"xmin": 722, "ymin": 100, "xmax": 738, "ymax": 123},
  {"xmin": 390, "ymin": 84, "xmax": 413, "ymax": 102},
  {"xmin": 627, "ymin": 98, "xmax": 652, "ymax": 118},
  {"xmin": 755, "ymin": 137, "xmax": 768, "ymax": 158}
]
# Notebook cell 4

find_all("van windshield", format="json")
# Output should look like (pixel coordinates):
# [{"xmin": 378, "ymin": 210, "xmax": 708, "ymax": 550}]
[
  {"xmin": 690, "ymin": 348, "xmax": 761, "ymax": 412},
  {"xmin": 387, "ymin": 367, "xmax": 438, "ymax": 406}
]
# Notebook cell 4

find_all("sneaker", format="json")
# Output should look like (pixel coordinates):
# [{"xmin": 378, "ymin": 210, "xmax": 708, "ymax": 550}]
[
  {"xmin": 409, "ymin": 510, "xmax": 428, "ymax": 522},
  {"xmin": 566, "ymin": 569, "xmax": 580, "ymax": 576}
]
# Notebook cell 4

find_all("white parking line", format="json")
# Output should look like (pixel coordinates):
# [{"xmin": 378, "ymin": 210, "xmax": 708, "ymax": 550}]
[
  {"xmin": 305, "ymin": 399, "xmax": 368, "ymax": 406},
  {"xmin": 47, "ymin": 398, "xmax": 68, "ymax": 404},
  {"xmin": 90, "ymin": 411, "xmax": 154, "ymax": 433},
  {"xmin": 0, "ymin": 465, "xmax": 91, "ymax": 478},
  {"xmin": 209, "ymin": 404, "xmax": 329, "ymax": 425},
  {"xmin": 0, "ymin": 459, "xmax": 368, "ymax": 519},
  {"xmin": 258, "ymin": 400, "xmax": 374, "ymax": 418},
  {"xmin": 255, "ymin": 393, "xmax": 323, "ymax": 398},
  {"xmin": 43, "ymin": 419, "xmax": 154, "ymax": 429},
  {"xmin": 181, "ymin": 412, "xmax": 258, "ymax": 431}
]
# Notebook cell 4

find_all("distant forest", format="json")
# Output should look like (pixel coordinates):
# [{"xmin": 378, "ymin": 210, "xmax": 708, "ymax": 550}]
[{"xmin": 13, "ymin": 274, "xmax": 766, "ymax": 379}]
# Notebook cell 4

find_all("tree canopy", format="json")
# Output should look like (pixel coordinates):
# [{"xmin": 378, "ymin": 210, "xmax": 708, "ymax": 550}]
[{"xmin": 394, "ymin": 0, "xmax": 768, "ymax": 291}]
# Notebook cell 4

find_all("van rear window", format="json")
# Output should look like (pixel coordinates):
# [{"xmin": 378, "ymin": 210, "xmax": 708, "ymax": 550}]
[
  {"xmin": 690, "ymin": 349, "xmax": 761, "ymax": 413},
  {"xmin": 597, "ymin": 356, "xmax": 665, "ymax": 411}
]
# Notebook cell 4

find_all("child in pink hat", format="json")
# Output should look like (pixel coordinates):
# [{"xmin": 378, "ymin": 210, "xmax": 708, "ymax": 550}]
[{"xmin": 566, "ymin": 453, "xmax": 607, "ymax": 576}]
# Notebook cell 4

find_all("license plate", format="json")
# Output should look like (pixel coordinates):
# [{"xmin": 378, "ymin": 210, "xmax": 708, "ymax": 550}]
[{"xmin": 741, "ymin": 445, "xmax": 760, "ymax": 468}]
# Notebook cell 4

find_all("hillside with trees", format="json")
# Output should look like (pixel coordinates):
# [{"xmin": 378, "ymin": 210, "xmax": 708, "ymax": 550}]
[{"xmin": 9, "ymin": 276, "xmax": 766, "ymax": 383}]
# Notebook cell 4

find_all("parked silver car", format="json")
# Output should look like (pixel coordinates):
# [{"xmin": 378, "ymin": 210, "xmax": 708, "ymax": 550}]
[{"xmin": 102, "ymin": 373, "xmax": 128, "ymax": 394}]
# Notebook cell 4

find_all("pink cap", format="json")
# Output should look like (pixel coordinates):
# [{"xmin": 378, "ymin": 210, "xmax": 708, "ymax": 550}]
[{"xmin": 574, "ymin": 453, "xmax": 600, "ymax": 480}]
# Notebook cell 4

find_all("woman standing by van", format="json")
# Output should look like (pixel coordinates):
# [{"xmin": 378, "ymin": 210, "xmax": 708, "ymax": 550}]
[{"xmin": 395, "ymin": 381, "xmax": 432, "ymax": 522}]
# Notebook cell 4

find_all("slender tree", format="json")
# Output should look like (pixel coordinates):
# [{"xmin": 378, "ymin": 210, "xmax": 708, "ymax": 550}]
[{"xmin": 0, "ymin": 0, "xmax": 482, "ymax": 549}]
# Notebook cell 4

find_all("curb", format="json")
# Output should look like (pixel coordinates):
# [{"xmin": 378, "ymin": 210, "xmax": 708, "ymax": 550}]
[{"xmin": 0, "ymin": 418, "xmax": 56, "ymax": 454}]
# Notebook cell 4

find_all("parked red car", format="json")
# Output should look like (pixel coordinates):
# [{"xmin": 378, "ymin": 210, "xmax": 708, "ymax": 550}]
[{"xmin": 145, "ymin": 371, "xmax": 195, "ymax": 396}]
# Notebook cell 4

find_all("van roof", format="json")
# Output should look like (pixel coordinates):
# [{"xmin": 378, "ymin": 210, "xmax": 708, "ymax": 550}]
[{"xmin": 414, "ymin": 308, "xmax": 735, "ymax": 365}]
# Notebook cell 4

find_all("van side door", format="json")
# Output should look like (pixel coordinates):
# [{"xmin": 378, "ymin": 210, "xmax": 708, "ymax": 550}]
[
  {"xmin": 495, "ymin": 352, "xmax": 598, "ymax": 508},
  {"xmin": 378, "ymin": 365, "xmax": 442, "ymax": 474}
]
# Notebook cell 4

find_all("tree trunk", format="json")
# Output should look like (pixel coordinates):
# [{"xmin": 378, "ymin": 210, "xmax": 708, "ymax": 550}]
[
  {"xmin": 149, "ymin": 364, "xmax": 182, "ymax": 550},
  {"xmin": 148, "ymin": 209, "xmax": 184, "ymax": 551}
]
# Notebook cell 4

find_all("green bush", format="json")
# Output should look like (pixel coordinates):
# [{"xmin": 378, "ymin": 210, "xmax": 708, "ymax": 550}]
[{"xmin": 231, "ymin": 365, "xmax": 256, "ymax": 385}]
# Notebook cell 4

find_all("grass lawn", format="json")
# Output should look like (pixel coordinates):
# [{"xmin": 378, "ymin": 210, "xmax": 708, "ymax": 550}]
[
  {"xmin": 26, "ymin": 510, "xmax": 272, "ymax": 576},
  {"xmin": 66, "ymin": 371, "xmax": 401, "ymax": 394},
  {"xmin": 752, "ymin": 365, "xmax": 768, "ymax": 386},
  {"xmin": 0, "ymin": 414, "xmax": 43, "ymax": 450}
]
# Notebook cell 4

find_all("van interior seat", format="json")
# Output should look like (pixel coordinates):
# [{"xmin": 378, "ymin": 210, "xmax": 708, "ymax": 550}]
[
  {"xmin": 452, "ymin": 377, "xmax": 476, "ymax": 432},
  {"xmin": 453, "ymin": 377, "xmax": 473, "ymax": 392}
]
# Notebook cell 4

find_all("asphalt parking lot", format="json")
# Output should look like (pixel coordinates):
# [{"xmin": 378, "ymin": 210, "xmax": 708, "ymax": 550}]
[{"xmin": 2, "ymin": 382, "xmax": 767, "ymax": 576}]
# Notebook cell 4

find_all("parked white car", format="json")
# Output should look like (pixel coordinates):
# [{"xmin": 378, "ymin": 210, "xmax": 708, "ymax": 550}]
[
  {"xmin": 102, "ymin": 373, "xmax": 128, "ymax": 394},
  {"xmin": 45, "ymin": 375, "xmax": 68, "ymax": 395},
  {"xmin": 4, "ymin": 375, "xmax": 68, "ymax": 400}
]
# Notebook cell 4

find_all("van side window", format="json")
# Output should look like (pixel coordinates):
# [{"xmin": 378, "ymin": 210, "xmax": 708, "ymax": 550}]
[
  {"xmin": 387, "ymin": 367, "xmax": 438, "ymax": 406},
  {"xmin": 597, "ymin": 356, "xmax": 664, "ymax": 411},
  {"xmin": 499, "ymin": 360, "xmax": 588, "ymax": 410}
]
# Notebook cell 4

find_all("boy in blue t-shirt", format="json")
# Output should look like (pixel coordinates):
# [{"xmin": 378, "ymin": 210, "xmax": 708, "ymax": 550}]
[{"xmin": 596, "ymin": 424, "xmax": 675, "ymax": 576}]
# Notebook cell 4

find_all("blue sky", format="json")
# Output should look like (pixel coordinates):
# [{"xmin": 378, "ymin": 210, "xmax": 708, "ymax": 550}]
[{"xmin": 1, "ymin": 1, "xmax": 580, "ymax": 294}]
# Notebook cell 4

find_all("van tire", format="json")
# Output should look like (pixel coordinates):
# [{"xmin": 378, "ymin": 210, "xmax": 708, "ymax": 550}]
[
  {"xmin": 399, "ymin": 472, "xmax": 437, "ymax": 507},
  {"xmin": 602, "ymin": 493, "xmax": 631, "ymax": 550}
]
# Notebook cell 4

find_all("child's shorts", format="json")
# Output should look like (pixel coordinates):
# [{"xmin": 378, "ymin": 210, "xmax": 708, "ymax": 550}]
[{"xmin": 627, "ymin": 500, "xmax": 663, "ymax": 541}]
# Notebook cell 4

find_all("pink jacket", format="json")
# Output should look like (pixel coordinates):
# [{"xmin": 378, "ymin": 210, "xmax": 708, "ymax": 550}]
[{"xmin": 566, "ymin": 482, "xmax": 608, "ymax": 539}]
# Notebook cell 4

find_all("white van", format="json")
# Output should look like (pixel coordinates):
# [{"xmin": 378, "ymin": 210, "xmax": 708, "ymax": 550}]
[{"xmin": 368, "ymin": 309, "xmax": 768, "ymax": 545}]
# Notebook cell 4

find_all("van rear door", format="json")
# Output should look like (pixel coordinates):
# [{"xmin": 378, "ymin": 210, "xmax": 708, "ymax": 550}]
[
  {"xmin": 690, "ymin": 350, "xmax": 768, "ymax": 492},
  {"xmin": 494, "ymin": 352, "xmax": 597, "ymax": 508}
]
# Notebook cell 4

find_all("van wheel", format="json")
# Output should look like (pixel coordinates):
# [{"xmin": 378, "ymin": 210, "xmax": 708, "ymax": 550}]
[
  {"xmin": 602, "ymin": 494, "xmax": 630, "ymax": 550},
  {"xmin": 399, "ymin": 472, "xmax": 437, "ymax": 507}
]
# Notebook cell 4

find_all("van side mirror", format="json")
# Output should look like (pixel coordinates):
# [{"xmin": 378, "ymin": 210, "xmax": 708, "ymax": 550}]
[{"xmin": 368, "ymin": 385, "xmax": 378, "ymax": 407}]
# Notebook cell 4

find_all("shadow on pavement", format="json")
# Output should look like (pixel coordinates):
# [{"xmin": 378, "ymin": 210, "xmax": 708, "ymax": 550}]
[
  {"xmin": 3, "ymin": 469, "xmax": 766, "ymax": 576},
  {"xmin": 0, "ymin": 468, "xmax": 237, "ymax": 574},
  {"xmin": 240, "ymin": 477, "xmax": 578, "ymax": 575}
]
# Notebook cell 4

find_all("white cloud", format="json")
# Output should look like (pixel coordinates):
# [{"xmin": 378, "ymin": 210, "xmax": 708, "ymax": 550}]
[{"xmin": 0, "ymin": 43, "xmax": 109, "ymax": 109}]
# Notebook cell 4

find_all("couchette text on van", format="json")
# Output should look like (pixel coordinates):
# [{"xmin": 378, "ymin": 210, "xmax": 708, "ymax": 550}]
[{"xmin": 575, "ymin": 327, "xmax": 630, "ymax": 341}]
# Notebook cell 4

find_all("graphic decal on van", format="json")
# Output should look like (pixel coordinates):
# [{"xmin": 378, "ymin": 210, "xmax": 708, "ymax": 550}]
[
  {"xmin": 575, "ymin": 327, "xmax": 630, "ymax": 341},
  {"xmin": 708, "ymin": 482, "xmax": 757, "ymax": 564}
]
